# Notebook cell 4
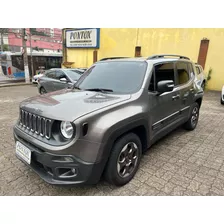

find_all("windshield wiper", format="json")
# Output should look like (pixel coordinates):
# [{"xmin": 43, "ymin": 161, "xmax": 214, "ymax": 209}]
[
  {"xmin": 71, "ymin": 84, "xmax": 81, "ymax": 90},
  {"xmin": 85, "ymin": 88, "xmax": 113, "ymax": 93}
]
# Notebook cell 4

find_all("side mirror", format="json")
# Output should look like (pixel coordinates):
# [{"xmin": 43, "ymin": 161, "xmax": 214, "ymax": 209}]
[
  {"xmin": 60, "ymin": 77, "xmax": 67, "ymax": 83},
  {"xmin": 157, "ymin": 80, "xmax": 174, "ymax": 94}
]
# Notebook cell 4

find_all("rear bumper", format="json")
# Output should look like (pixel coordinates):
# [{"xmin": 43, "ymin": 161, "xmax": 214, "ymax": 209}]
[{"xmin": 14, "ymin": 128, "xmax": 103, "ymax": 186}]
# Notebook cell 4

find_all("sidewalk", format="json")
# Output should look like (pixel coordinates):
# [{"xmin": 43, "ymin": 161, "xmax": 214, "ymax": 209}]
[{"xmin": 0, "ymin": 74, "xmax": 30, "ymax": 88}]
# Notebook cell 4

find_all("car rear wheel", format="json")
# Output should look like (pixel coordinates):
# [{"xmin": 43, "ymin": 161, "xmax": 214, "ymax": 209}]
[
  {"xmin": 40, "ymin": 87, "xmax": 47, "ymax": 95},
  {"xmin": 201, "ymin": 81, "xmax": 206, "ymax": 91},
  {"xmin": 104, "ymin": 133, "xmax": 142, "ymax": 186},
  {"xmin": 184, "ymin": 102, "xmax": 200, "ymax": 131}
]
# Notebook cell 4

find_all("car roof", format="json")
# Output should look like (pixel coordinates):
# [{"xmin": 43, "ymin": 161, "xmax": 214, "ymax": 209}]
[
  {"xmin": 50, "ymin": 68, "xmax": 85, "ymax": 72},
  {"xmin": 96, "ymin": 55, "xmax": 192, "ymax": 64}
]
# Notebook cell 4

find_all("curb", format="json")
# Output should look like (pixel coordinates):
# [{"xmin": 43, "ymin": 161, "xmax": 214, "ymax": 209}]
[{"xmin": 0, "ymin": 83, "xmax": 33, "ymax": 88}]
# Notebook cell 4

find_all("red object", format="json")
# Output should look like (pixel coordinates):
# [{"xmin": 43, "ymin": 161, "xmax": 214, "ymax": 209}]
[{"xmin": 8, "ymin": 67, "xmax": 12, "ymax": 75}]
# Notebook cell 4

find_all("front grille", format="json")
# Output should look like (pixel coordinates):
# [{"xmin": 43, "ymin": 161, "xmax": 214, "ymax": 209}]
[{"xmin": 19, "ymin": 109, "xmax": 52, "ymax": 139}]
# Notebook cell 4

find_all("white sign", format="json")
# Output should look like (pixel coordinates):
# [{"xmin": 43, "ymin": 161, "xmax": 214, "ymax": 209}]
[
  {"xmin": 66, "ymin": 28, "xmax": 100, "ymax": 48},
  {"xmin": 16, "ymin": 141, "xmax": 31, "ymax": 164}
]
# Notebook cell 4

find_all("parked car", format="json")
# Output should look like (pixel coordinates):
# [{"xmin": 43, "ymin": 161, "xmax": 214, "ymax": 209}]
[
  {"xmin": 38, "ymin": 68, "xmax": 85, "ymax": 94},
  {"xmin": 14, "ymin": 54, "xmax": 203, "ymax": 186},
  {"xmin": 32, "ymin": 73, "xmax": 44, "ymax": 84},
  {"xmin": 195, "ymin": 63, "xmax": 206, "ymax": 90},
  {"xmin": 221, "ymin": 85, "xmax": 224, "ymax": 105}
]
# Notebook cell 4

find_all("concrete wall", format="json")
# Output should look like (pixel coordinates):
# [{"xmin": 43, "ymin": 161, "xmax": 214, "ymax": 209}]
[{"xmin": 65, "ymin": 28, "xmax": 224, "ymax": 91}]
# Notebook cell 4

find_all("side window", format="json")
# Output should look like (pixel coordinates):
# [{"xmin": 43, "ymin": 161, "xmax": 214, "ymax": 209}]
[
  {"xmin": 188, "ymin": 63, "xmax": 195, "ymax": 78},
  {"xmin": 176, "ymin": 62, "xmax": 190, "ymax": 85},
  {"xmin": 148, "ymin": 71, "xmax": 155, "ymax": 92},
  {"xmin": 149, "ymin": 63, "xmax": 175, "ymax": 92},
  {"xmin": 56, "ymin": 70, "xmax": 67, "ymax": 80},
  {"xmin": 46, "ymin": 71, "xmax": 56, "ymax": 79},
  {"xmin": 195, "ymin": 66, "xmax": 200, "ymax": 75}
]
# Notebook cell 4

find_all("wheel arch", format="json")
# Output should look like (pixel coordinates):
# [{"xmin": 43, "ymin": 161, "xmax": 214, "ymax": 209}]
[
  {"xmin": 98, "ymin": 119, "xmax": 150, "ymax": 177},
  {"xmin": 195, "ymin": 97, "xmax": 203, "ymax": 108}
]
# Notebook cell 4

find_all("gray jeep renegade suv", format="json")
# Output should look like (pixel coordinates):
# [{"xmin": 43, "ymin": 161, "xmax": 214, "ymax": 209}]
[{"xmin": 14, "ymin": 54, "xmax": 204, "ymax": 186}]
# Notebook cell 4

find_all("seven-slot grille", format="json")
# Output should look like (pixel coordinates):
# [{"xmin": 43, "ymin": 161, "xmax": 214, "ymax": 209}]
[{"xmin": 19, "ymin": 109, "xmax": 52, "ymax": 139}]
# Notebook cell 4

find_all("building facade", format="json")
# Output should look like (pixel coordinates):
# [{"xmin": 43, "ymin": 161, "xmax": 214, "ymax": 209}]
[
  {"xmin": 4, "ymin": 28, "xmax": 62, "ymax": 53},
  {"xmin": 63, "ymin": 28, "xmax": 224, "ymax": 91}
]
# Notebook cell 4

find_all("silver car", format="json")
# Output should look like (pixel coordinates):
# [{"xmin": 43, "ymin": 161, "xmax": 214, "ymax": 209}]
[
  {"xmin": 37, "ymin": 68, "xmax": 85, "ymax": 94},
  {"xmin": 195, "ymin": 63, "xmax": 206, "ymax": 90}
]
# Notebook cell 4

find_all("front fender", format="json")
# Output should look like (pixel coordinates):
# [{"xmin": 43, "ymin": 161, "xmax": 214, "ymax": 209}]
[{"xmin": 92, "ymin": 116, "xmax": 150, "ymax": 179}]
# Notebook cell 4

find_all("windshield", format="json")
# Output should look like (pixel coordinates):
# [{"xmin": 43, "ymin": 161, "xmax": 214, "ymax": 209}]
[
  {"xmin": 75, "ymin": 61, "xmax": 147, "ymax": 94},
  {"xmin": 65, "ymin": 70, "xmax": 84, "ymax": 81}
]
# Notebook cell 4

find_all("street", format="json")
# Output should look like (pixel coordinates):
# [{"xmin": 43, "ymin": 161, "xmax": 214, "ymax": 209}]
[{"xmin": 0, "ymin": 85, "xmax": 224, "ymax": 195}]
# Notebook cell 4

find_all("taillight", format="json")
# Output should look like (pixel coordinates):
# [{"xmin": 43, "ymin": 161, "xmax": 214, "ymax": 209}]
[{"xmin": 8, "ymin": 67, "xmax": 12, "ymax": 75}]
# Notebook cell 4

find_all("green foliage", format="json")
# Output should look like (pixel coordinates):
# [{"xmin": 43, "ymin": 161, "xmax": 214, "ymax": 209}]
[
  {"xmin": 3, "ymin": 44, "xmax": 9, "ymax": 51},
  {"xmin": 205, "ymin": 67, "xmax": 212, "ymax": 90},
  {"xmin": 206, "ymin": 67, "xmax": 212, "ymax": 81}
]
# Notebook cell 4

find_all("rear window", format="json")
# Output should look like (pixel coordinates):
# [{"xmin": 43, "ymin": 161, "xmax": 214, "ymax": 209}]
[{"xmin": 65, "ymin": 70, "xmax": 83, "ymax": 81}]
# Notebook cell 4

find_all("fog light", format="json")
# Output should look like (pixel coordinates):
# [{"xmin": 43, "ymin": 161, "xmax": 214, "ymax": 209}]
[
  {"xmin": 71, "ymin": 168, "xmax": 77, "ymax": 174},
  {"xmin": 57, "ymin": 167, "xmax": 77, "ymax": 177}
]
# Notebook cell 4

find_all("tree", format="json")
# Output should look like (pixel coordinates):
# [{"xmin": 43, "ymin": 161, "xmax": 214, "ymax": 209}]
[
  {"xmin": 0, "ymin": 28, "xmax": 9, "ymax": 52},
  {"xmin": 3, "ymin": 44, "xmax": 9, "ymax": 51}
]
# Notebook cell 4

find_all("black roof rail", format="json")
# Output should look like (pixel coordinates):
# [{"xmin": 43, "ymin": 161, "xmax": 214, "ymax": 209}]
[
  {"xmin": 147, "ymin": 54, "xmax": 190, "ymax": 60},
  {"xmin": 99, "ymin": 57, "xmax": 130, "ymax": 61}
]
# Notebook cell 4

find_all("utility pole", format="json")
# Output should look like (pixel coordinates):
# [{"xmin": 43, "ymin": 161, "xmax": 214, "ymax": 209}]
[
  {"xmin": 62, "ymin": 28, "xmax": 67, "ymax": 66},
  {"xmin": 22, "ymin": 28, "xmax": 30, "ymax": 83},
  {"xmin": 29, "ymin": 33, "xmax": 35, "ymax": 77}
]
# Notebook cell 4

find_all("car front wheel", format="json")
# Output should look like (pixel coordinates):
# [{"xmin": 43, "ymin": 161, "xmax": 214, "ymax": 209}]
[
  {"xmin": 39, "ymin": 87, "xmax": 47, "ymax": 95},
  {"xmin": 104, "ymin": 133, "xmax": 142, "ymax": 186}
]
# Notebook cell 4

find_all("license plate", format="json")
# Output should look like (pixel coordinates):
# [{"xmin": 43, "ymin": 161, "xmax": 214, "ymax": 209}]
[{"xmin": 16, "ymin": 141, "xmax": 31, "ymax": 164}]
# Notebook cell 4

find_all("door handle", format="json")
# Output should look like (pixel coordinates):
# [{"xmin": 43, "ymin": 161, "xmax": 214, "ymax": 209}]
[{"xmin": 172, "ymin": 94, "xmax": 180, "ymax": 100}]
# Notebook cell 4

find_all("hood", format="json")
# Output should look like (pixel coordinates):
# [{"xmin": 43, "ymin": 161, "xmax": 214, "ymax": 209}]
[
  {"xmin": 34, "ymin": 74, "xmax": 43, "ymax": 79},
  {"xmin": 20, "ymin": 89, "xmax": 131, "ymax": 122}
]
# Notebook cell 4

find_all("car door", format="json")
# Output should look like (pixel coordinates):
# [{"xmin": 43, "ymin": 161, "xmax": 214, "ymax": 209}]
[
  {"xmin": 53, "ymin": 70, "xmax": 71, "ymax": 91},
  {"xmin": 42, "ymin": 70, "xmax": 57, "ymax": 92},
  {"xmin": 176, "ymin": 62, "xmax": 195, "ymax": 119},
  {"xmin": 148, "ymin": 62, "xmax": 181, "ymax": 138}
]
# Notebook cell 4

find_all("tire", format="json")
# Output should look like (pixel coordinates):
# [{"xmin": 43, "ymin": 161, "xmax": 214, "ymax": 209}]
[
  {"xmin": 221, "ymin": 98, "xmax": 224, "ymax": 105},
  {"xmin": 40, "ymin": 87, "xmax": 47, "ymax": 95},
  {"xmin": 201, "ymin": 81, "xmax": 205, "ymax": 91},
  {"xmin": 184, "ymin": 102, "xmax": 200, "ymax": 131},
  {"xmin": 104, "ymin": 133, "xmax": 142, "ymax": 186}
]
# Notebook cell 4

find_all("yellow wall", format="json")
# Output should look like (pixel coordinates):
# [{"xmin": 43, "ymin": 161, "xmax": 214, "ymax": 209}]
[{"xmin": 64, "ymin": 28, "xmax": 224, "ymax": 91}]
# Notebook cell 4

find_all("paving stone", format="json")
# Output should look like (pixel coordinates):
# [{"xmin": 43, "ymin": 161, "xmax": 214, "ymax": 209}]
[{"xmin": 0, "ymin": 87, "xmax": 224, "ymax": 195}]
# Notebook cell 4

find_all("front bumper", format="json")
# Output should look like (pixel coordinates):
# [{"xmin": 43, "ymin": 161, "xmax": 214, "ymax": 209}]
[
  {"xmin": 14, "ymin": 128, "xmax": 103, "ymax": 186},
  {"xmin": 32, "ymin": 78, "xmax": 38, "ymax": 83}
]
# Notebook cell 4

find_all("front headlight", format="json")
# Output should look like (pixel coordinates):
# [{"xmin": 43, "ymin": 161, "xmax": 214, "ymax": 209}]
[{"xmin": 60, "ymin": 121, "xmax": 74, "ymax": 139}]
